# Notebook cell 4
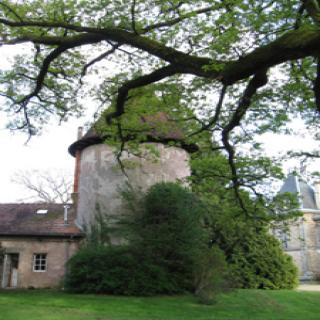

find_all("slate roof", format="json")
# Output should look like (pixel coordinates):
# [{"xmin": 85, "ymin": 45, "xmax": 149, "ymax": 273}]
[
  {"xmin": 0, "ymin": 203, "xmax": 84, "ymax": 238},
  {"xmin": 68, "ymin": 112, "xmax": 198, "ymax": 157},
  {"xmin": 279, "ymin": 174, "xmax": 318, "ymax": 210}
]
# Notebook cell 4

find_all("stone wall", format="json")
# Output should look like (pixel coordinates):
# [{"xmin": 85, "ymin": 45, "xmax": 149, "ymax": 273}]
[
  {"xmin": 0, "ymin": 237, "xmax": 80, "ymax": 288},
  {"xmin": 303, "ymin": 213, "xmax": 320, "ymax": 278},
  {"xmin": 279, "ymin": 211, "xmax": 320, "ymax": 279},
  {"xmin": 76, "ymin": 142, "xmax": 191, "ymax": 231}
]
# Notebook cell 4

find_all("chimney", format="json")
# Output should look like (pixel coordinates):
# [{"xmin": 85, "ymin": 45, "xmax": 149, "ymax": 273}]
[
  {"xmin": 63, "ymin": 205, "xmax": 71, "ymax": 225},
  {"xmin": 314, "ymin": 181, "xmax": 320, "ymax": 210},
  {"xmin": 71, "ymin": 127, "xmax": 83, "ymax": 205}
]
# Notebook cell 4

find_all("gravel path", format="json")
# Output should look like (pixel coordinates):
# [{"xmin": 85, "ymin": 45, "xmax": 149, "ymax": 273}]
[{"xmin": 297, "ymin": 283, "xmax": 320, "ymax": 291}]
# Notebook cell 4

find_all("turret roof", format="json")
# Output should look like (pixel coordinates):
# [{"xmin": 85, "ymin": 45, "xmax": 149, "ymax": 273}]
[
  {"xmin": 279, "ymin": 174, "xmax": 318, "ymax": 210},
  {"xmin": 68, "ymin": 112, "xmax": 198, "ymax": 157}
]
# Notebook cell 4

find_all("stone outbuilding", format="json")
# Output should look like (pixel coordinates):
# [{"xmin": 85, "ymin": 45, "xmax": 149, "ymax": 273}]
[
  {"xmin": 274, "ymin": 174, "xmax": 320, "ymax": 280},
  {"xmin": 0, "ymin": 203, "xmax": 83, "ymax": 288}
]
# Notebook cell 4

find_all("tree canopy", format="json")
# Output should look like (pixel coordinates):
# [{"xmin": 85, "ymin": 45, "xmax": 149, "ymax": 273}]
[{"xmin": 1, "ymin": 0, "xmax": 320, "ymax": 203}]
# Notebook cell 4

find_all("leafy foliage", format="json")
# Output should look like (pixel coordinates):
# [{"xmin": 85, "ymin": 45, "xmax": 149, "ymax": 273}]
[
  {"xmin": 190, "ymin": 152, "xmax": 299, "ymax": 289},
  {"xmin": 194, "ymin": 245, "xmax": 230, "ymax": 304},
  {"xmin": 1, "ymin": 0, "xmax": 320, "ymax": 161}
]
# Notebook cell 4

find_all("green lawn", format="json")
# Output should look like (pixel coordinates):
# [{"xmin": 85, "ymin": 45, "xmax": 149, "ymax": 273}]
[{"xmin": 0, "ymin": 289, "xmax": 319, "ymax": 320}]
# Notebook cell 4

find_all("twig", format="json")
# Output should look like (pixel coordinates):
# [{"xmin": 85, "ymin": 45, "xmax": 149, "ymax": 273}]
[
  {"xmin": 115, "ymin": 121, "xmax": 129, "ymax": 179},
  {"xmin": 0, "ymin": 2, "xmax": 23, "ymax": 22},
  {"xmin": 131, "ymin": 0, "xmax": 138, "ymax": 34},
  {"xmin": 222, "ymin": 69, "xmax": 269, "ymax": 216},
  {"xmin": 313, "ymin": 57, "xmax": 320, "ymax": 112},
  {"xmin": 188, "ymin": 84, "xmax": 227, "ymax": 137},
  {"xmin": 81, "ymin": 43, "xmax": 120, "ymax": 78}
]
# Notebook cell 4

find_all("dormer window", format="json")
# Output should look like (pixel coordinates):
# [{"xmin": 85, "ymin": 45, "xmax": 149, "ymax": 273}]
[{"xmin": 36, "ymin": 209, "xmax": 48, "ymax": 215}]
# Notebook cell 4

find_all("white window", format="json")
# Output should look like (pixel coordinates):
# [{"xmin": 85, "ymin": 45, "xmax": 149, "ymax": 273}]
[
  {"xmin": 33, "ymin": 254, "xmax": 47, "ymax": 272},
  {"xmin": 36, "ymin": 209, "xmax": 48, "ymax": 215}
]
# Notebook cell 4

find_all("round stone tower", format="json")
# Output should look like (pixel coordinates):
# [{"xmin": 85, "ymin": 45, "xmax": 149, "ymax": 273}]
[{"xmin": 68, "ymin": 113, "xmax": 196, "ymax": 232}]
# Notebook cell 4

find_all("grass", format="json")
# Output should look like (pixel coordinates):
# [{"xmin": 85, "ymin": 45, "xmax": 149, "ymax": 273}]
[{"xmin": 0, "ymin": 289, "xmax": 319, "ymax": 320}]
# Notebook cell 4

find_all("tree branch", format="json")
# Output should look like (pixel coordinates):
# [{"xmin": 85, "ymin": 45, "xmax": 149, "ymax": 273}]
[
  {"xmin": 303, "ymin": 0, "xmax": 320, "ymax": 25},
  {"xmin": 131, "ymin": 0, "xmax": 138, "ymax": 34},
  {"xmin": 288, "ymin": 150, "xmax": 320, "ymax": 158},
  {"xmin": 221, "ymin": 28, "xmax": 320, "ymax": 84},
  {"xmin": 0, "ymin": 17, "xmax": 102, "ymax": 33},
  {"xmin": 115, "ymin": 121, "xmax": 129, "ymax": 179},
  {"xmin": 295, "ymin": 3, "xmax": 306, "ymax": 29},
  {"xmin": 314, "ymin": 57, "xmax": 320, "ymax": 112},
  {"xmin": 0, "ymin": 32, "xmax": 105, "ymax": 47},
  {"xmin": 12, "ymin": 169, "xmax": 72, "ymax": 203},
  {"xmin": 105, "ymin": 65, "xmax": 183, "ymax": 123},
  {"xmin": 143, "ymin": 5, "xmax": 217, "ymax": 33},
  {"xmin": 4, "ymin": 16, "xmax": 320, "ymax": 84},
  {"xmin": 17, "ymin": 45, "xmax": 69, "ymax": 108}
]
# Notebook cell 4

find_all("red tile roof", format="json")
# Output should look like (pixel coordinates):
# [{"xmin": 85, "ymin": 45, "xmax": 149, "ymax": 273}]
[{"xmin": 0, "ymin": 203, "xmax": 84, "ymax": 238}]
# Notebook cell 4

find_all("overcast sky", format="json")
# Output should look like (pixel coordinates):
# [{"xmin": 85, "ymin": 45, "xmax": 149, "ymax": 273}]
[
  {"xmin": 0, "ymin": 44, "xmax": 95, "ymax": 202},
  {"xmin": 0, "ymin": 116, "xmax": 83, "ymax": 202},
  {"xmin": 1, "ymin": 45, "xmax": 320, "ymax": 203}
]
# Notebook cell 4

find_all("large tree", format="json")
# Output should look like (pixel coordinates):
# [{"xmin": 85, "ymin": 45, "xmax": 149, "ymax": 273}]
[{"xmin": 1, "ymin": 0, "xmax": 319, "ymax": 205}]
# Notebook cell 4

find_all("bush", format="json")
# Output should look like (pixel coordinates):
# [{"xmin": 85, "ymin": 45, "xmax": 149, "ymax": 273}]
[
  {"xmin": 191, "ymin": 153, "xmax": 299, "ymax": 290},
  {"xmin": 208, "ymin": 214, "xmax": 298, "ymax": 289},
  {"xmin": 135, "ymin": 182, "xmax": 209, "ymax": 292},
  {"xmin": 228, "ymin": 231, "xmax": 298, "ymax": 289},
  {"xmin": 194, "ymin": 245, "xmax": 231, "ymax": 304},
  {"xmin": 65, "ymin": 182, "xmax": 229, "ymax": 296},
  {"xmin": 65, "ymin": 245, "xmax": 176, "ymax": 295}
]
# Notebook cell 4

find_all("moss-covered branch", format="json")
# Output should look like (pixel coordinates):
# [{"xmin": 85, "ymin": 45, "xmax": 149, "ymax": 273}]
[
  {"xmin": 221, "ymin": 28, "xmax": 320, "ymax": 84},
  {"xmin": 3, "ymin": 18, "xmax": 320, "ymax": 85}
]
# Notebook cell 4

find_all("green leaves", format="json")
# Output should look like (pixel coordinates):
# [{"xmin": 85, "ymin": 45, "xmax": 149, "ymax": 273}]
[{"xmin": 0, "ymin": 0, "xmax": 320, "ymax": 208}]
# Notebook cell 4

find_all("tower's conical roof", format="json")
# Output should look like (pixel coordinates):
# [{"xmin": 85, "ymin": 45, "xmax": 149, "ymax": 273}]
[
  {"xmin": 68, "ymin": 112, "xmax": 198, "ymax": 157},
  {"xmin": 280, "ymin": 174, "xmax": 318, "ymax": 210}
]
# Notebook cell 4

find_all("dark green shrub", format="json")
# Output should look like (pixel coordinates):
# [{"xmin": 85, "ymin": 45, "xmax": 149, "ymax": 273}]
[
  {"xmin": 207, "ymin": 212, "xmax": 298, "ymax": 289},
  {"xmin": 191, "ymin": 155, "xmax": 299, "ymax": 290},
  {"xmin": 134, "ymin": 182, "xmax": 209, "ymax": 292},
  {"xmin": 65, "ymin": 182, "xmax": 229, "ymax": 296},
  {"xmin": 65, "ymin": 245, "xmax": 176, "ymax": 295},
  {"xmin": 228, "ymin": 231, "xmax": 298, "ymax": 289},
  {"xmin": 65, "ymin": 246, "xmax": 132, "ymax": 294}
]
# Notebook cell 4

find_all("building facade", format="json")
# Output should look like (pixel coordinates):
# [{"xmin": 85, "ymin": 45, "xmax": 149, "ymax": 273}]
[{"xmin": 275, "ymin": 174, "xmax": 320, "ymax": 280}]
